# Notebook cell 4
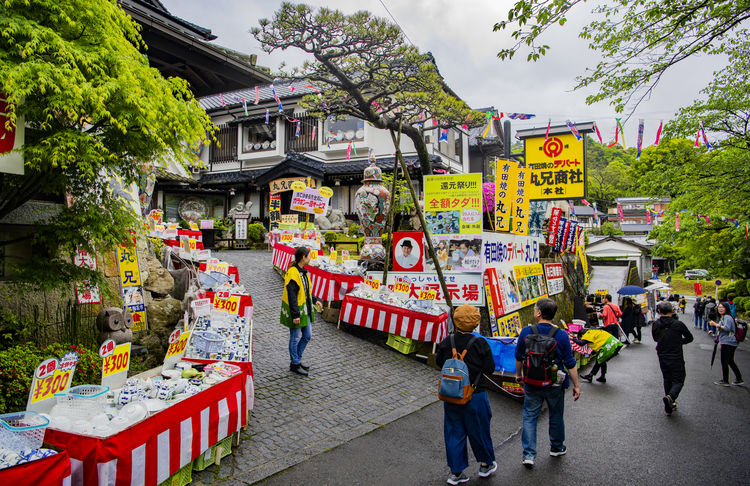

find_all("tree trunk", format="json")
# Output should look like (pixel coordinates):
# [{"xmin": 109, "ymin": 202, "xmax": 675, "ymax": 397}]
[{"xmin": 402, "ymin": 124, "xmax": 433, "ymax": 176}]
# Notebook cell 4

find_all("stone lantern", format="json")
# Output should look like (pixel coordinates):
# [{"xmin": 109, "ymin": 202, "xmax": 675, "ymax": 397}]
[{"xmin": 354, "ymin": 157, "xmax": 390, "ymax": 260}]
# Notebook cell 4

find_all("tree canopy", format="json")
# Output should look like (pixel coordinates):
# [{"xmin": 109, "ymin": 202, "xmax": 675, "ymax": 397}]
[
  {"xmin": 0, "ymin": 0, "xmax": 213, "ymax": 289},
  {"xmin": 253, "ymin": 2, "xmax": 480, "ymax": 175}
]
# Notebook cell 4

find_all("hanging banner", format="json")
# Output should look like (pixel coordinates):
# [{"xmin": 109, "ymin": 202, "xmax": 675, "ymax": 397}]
[
  {"xmin": 483, "ymin": 271, "xmax": 500, "ymax": 336},
  {"xmin": 494, "ymin": 160, "xmax": 515, "ymax": 231},
  {"xmin": 74, "ymin": 246, "xmax": 101, "ymax": 305},
  {"xmin": 115, "ymin": 245, "xmax": 148, "ymax": 332},
  {"xmin": 424, "ymin": 173, "xmax": 483, "ymax": 235},
  {"xmin": 547, "ymin": 207, "xmax": 562, "ymax": 247},
  {"xmin": 0, "ymin": 95, "xmax": 24, "ymax": 175},
  {"xmin": 511, "ymin": 167, "xmax": 530, "ymax": 235},
  {"xmin": 554, "ymin": 218, "xmax": 568, "ymax": 253},
  {"xmin": 392, "ymin": 232, "xmax": 425, "ymax": 272},
  {"xmin": 525, "ymin": 133, "xmax": 585, "ymax": 199},
  {"xmin": 497, "ymin": 312, "xmax": 522, "ymax": 337},
  {"xmin": 578, "ymin": 244, "xmax": 590, "ymax": 287},
  {"xmin": 269, "ymin": 194, "xmax": 281, "ymax": 230},
  {"xmin": 564, "ymin": 220, "xmax": 578, "ymax": 253},
  {"xmin": 544, "ymin": 263, "xmax": 565, "ymax": 296},
  {"xmin": 291, "ymin": 186, "xmax": 331, "ymax": 215},
  {"xmin": 514, "ymin": 263, "xmax": 548, "ymax": 308},
  {"xmin": 426, "ymin": 235, "xmax": 482, "ymax": 273}
]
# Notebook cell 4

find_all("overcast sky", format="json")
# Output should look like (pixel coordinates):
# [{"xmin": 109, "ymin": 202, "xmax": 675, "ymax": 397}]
[{"xmin": 160, "ymin": 0, "xmax": 718, "ymax": 145}]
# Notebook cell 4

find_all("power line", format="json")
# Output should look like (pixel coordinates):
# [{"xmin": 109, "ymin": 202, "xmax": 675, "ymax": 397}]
[{"xmin": 377, "ymin": 0, "xmax": 415, "ymax": 47}]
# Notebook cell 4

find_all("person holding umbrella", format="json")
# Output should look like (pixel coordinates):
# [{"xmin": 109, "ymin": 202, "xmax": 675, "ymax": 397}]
[{"xmin": 652, "ymin": 300, "xmax": 693, "ymax": 414}]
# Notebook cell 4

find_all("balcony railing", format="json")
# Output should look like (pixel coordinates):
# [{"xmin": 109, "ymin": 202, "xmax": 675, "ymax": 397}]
[
  {"xmin": 209, "ymin": 124, "xmax": 237, "ymax": 164},
  {"xmin": 285, "ymin": 116, "xmax": 318, "ymax": 153}
]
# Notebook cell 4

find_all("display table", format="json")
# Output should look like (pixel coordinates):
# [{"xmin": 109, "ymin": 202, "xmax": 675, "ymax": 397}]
[
  {"xmin": 45, "ymin": 373, "xmax": 245, "ymax": 486},
  {"xmin": 163, "ymin": 239, "xmax": 205, "ymax": 251},
  {"xmin": 338, "ymin": 295, "xmax": 449, "ymax": 343},
  {"xmin": 0, "ymin": 450, "xmax": 71, "ymax": 485},
  {"xmin": 201, "ymin": 291, "xmax": 253, "ymax": 318},
  {"xmin": 307, "ymin": 265, "xmax": 363, "ymax": 302},
  {"xmin": 198, "ymin": 262, "xmax": 239, "ymax": 284},
  {"xmin": 272, "ymin": 243, "xmax": 295, "ymax": 272},
  {"xmin": 177, "ymin": 229, "xmax": 203, "ymax": 242}
]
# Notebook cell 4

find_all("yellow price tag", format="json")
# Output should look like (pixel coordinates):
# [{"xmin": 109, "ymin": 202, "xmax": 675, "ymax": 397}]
[
  {"xmin": 102, "ymin": 343, "xmax": 131, "ymax": 378},
  {"xmin": 189, "ymin": 222, "xmax": 199, "ymax": 230},
  {"xmin": 366, "ymin": 278, "xmax": 381, "ymax": 291},
  {"xmin": 394, "ymin": 280, "xmax": 411, "ymax": 294},
  {"xmin": 329, "ymin": 250, "xmax": 337, "ymax": 262},
  {"xmin": 30, "ymin": 369, "xmax": 73, "ymax": 404},
  {"xmin": 164, "ymin": 331, "xmax": 191, "ymax": 359},
  {"xmin": 206, "ymin": 261, "xmax": 229, "ymax": 274},
  {"xmin": 281, "ymin": 234, "xmax": 293, "ymax": 242},
  {"xmin": 342, "ymin": 250, "xmax": 350, "ymax": 261},
  {"xmin": 310, "ymin": 250, "xmax": 318, "ymax": 260},
  {"xmin": 418, "ymin": 289, "xmax": 437, "ymax": 302},
  {"xmin": 213, "ymin": 295, "xmax": 241, "ymax": 314}
]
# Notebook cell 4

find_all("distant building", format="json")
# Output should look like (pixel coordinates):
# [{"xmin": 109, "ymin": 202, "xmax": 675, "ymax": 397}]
[
  {"xmin": 609, "ymin": 196, "xmax": 670, "ymax": 227},
  {"xmin": 572, "ymin": 205, "xmax": 607, "ymax": 229}
]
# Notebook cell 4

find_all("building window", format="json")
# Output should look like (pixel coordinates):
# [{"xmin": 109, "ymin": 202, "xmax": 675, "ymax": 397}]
[
  {"xmin": 241, "ymin": 121, "xmax": 277, "ymax": 153},
  {"xmin": 325, "ymin": 116, "xmax": 364, "ymax": 144}
]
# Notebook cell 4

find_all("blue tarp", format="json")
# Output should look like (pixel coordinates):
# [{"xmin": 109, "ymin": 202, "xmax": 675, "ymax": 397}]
[{"xmin": 474, "ymin": 333, "xmax": 518, "ymax": 373}]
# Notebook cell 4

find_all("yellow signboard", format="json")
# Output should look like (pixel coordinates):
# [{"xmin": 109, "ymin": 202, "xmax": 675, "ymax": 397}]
[
  {"xmin": 115, "ymin": 246, "xmax": 141, "ymax": 287},
  {"xmin": 497, "ymin": 312, "xmax": 521, "ymax": 337},
  {"xmin": 513, "ymin": 263, "xmax": 548, "ymax": 308},
  {"xmin": 596, "ymin": 288, "xmax": 608, "ymax": 295},
  {"xmin": 494, "ymin": 160, "xmax": 515, "ymax": 231},
  {"xmin": 525, "ymin": 133, "xmax": 585, "ymax": 199},
  {"xmin": 511, "ymin": 168, "xmax": 530, "ymax": 235},
  {"xmin": 424, "ymin": 173, "xmax": 483, "ymax": 235}
]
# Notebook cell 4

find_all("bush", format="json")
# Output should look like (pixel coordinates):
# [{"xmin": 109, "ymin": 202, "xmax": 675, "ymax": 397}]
[
  {"xmin": 324, "ymin": 232, "xmax": 339, "ymax": 242},
  {"xmin": 718, "ymin": 288, "xmax": 728, "ymax": 300},
  {"xmin": 735, "ymin": 279, "xmax": 748, "ymax": 297},
  {"xmin": 347, "ymin": 223, "xmax": 360, "ymax": 237},
  {"xmin": 728, "ymin": 292, "xmax": 737, "ymax": 301},
  {"xmin": 0, "ymin": 343, "xmax": 102, "ymax": 414},
  {"xmin": 247, "ymin": 223, "xmax": 266, "ymax": 243},
  {"xmin": 727, "ymin": 282, "xmax": 737, "ymax": 293},
  {"xmin": 734, "ymin": 297, "xmax": 746, "ymax": 313}
]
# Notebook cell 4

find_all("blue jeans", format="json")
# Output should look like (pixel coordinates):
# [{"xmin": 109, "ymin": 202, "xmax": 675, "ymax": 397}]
[
  {"xmin": 702, "ymin": 316, "xmax": 710, "ymax": 332},
  {"xmin": 695, "ymin": 314, "xmax": 703, "ymax": 329},
  {"xmin": 289, "ymin": 324, "xmax": 311, "ymax": 365},
  {"xmin": 443, "ymin": 391, "xmax": 495, "ymax": 474},
  {"xmin": 522, "ymin": 385, "xmax": 565, "ymax": 458}
]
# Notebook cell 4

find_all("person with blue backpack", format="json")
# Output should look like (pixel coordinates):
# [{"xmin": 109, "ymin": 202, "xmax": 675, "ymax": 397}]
[
  {"xmin": 436, "ymin": 304, "xmax": 497, "ymax": 485},
  {"xmin": 514, "ymin": 298, "xmax": 581, "ymax": 468}
]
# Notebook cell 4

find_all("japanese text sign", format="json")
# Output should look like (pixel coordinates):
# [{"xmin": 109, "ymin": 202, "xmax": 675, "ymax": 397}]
[
  {"xmin": 525, "ymin": 133, "xmax": 585, "ymax": 199},
  {"xmin": 101, "ymin": 341, "xmax": 131, "ymax": 389},
  {"xmin": 213, "ymin": 294, "xmax": 241, "ymax": 314},
  {"xmin": 164, "ymin": 331, "xmax": 191, "ymax": 360},
  {"xmin": 115, "ymin": 245, "xmax": 140, "ymax": 287},
  {"xmin": 424, "ymin": 173, "xmax": 483, "ymax": 235},
  {"xmin": 116, "ymin": 245, "xmax": 148, "ymax": 332},
  {"xmin": 511, "ymin": 167, "xmax": 530, "ymax": 235},
  {"xmin": 375, "ymin": 272, "xmax": 485, "ymax": 306},
  {"xmin": 269, "ymin": 194, "xmax": 281, "ymax": 229},
  {"xmin": 497, "ymin": 312, "xmax": 521, "ymax": 337},
  {"xmin": 494, "ymin": 160, "xmax": 515, "ymax": 231},
  {"xmin": 281, "ymin": 214, "xmax": 299, "ymax": 225},
  {"xmin": 27, "ymin": 352, "xmax": 78, "ymax": 413},
  {"xmin": 544, "ymin": 263, "xmax": 565, "ymax": 296},
  {"xmin": 291, "ymin": 187, "xmax": 331, "ymax": 215},
  {"xmin": 547, "ymin": 207, "xmax": 562, "ymax": 247},
  {"xmin": 270, "ymin": 176, "xmax": 312, "ymax": 194}
]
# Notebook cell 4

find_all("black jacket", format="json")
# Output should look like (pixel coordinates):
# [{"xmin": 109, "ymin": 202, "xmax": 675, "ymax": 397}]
[
  {"xmin": 652, "ymin": 315, "xmax": 693, "ymax": 358},
  {"xmin": 436, "ymin": 332, "xmax": 495, "ymax": 393},
  {"xmin": 286, "ymin": 265, "xmax": 313, "ymax": 319}
]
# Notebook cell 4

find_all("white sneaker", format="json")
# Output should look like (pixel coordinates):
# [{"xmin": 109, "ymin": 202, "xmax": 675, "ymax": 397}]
[
  {"xmin": 478, "ymin": 461, "xmax": 497, "ymax": 477},
  {"xmin": 522, "ymin": 457, "xmax": 534, "ymax": 468}
]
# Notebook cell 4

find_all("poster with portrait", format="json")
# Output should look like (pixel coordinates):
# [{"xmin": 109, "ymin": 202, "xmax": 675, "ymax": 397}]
[
  {"xmin": 485, "ymin": 266, "xmax": 522, "ymax": 316},
  {"xmin": 482, "ymin": 232, "xmax": 543, "ymax": 315},
  {"xmin": 392, "ymin": 232, "xmax": 424, "ymax": 272},
  {"xmin": 514, "ymin": 263, "xmax": 548, "ymax": 307},
  {"xmin": 425, "ymin": 235, "xmax": 482, "ymax": 273}
]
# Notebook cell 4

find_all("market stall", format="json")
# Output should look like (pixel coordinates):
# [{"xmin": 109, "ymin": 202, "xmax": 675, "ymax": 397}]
[
  {"xmin": 0, "ymin": 448, "xmax": 71, "ymax": 485},
  {"xmin": 307, "ymin": 265, "xmax": 363, "ymax": 302},
  {"xmin": 272, "ymin": 242, "xmax": 295, "ymax": 272},
  {"xmin": 198, "ymin": 262, "xmax": 239, "ymax": 284}
]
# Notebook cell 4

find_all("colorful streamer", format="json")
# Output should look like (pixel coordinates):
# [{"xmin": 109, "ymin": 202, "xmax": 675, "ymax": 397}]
[
  {"xmin": 593, "ymin": 122, "xmax": 604, "ymax": 145},
  {"xmin": 265, "ymin": 109, "xmax": 269, "ymax": 124},
  {"xmin": 617, "ymin": 202, "xmax": 624, "ymax": 222},
  {"xmin": 440, "ymin": 128, "xmax": 449, "ymax": 142},
  {"xmin": 581, "ymin": 199, "xmax": 590, "ymax": 207},
  {"xmin": 295, "ymin": 120, "xmax": 301, "ymax": 137},
  {"xmin": 545, "ymin": 118, "xmax": 551, "ymax": 141},
  {"xmin": 311, "ymin": 127, "xmax": 316, "ymax": 141},
  {"xmin": 566, "ymin": 120, "xmax": 582, "ymax": 141},
  {"xmin": 636, "ymin": 119, "xmax": 644, "ymax": 160},
  {"xmin": 219, "ymin": 93, "xmax": 226, "ymax": 107},
  {"xmin": 346, "ymin": 142, "xmax": 352, "ymax": 161},
  {"xmin": 616, "ymin": 118, "xmax": 626, "ymax": 148},
  {"xmin": 608, "ymin": 124, "xmax": 619, "ymax": 148},
  {"xmin": 676, "ymin": 213, "xmax": 680, "ymax": 231},
  {"xmin": 654, "ymin": 120, "xmax": 663, "ymax": 145},
  {"xmin": 271, "ymin": 86, "xmax": 284, "ymax": 112},
  {"xmin": 646, "ymin": 209, "xmax": 652, "ymax": 224},
  {"xmin": 568, "ymin": 201, "xmax": 576, "ymax": 217},
  {"xmin": 694, "ymin": 131, "xmax": 701, "ymax": 148},
  {"xmin": 242, "ymin": 100, "xmax": 248, "ymax": 116},
  {"xmin": 254, "ymin": 86, "xmax": 259, "ymax": 104},
  {"xmin": 700, "ymin": 121, "xmax": 712, "ymax": 149},
  {"xmin": 506, "ymin": 113, "xmax": 535, "ymax": 120}
]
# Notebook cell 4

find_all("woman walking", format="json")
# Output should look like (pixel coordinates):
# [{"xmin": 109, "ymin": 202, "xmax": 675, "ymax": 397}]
[
  {"xmin": 281, "ymin": 247, "xmax": 322, "ymax": 376},
  {"xmin": 621, "ymin": 298, "xmax": 641, "ymax": 343},
  {"xmin": 709, "ymin": 302, "xmax": 744, "ymax": 386}
]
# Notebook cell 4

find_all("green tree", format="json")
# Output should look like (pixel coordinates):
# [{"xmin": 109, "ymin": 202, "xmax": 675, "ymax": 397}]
[
  {"xmin": 585, "ymin": 137, "xmax": 636, "ymax": 210},
  {"xmin": 253, "ymin": 2, "xmax": 480, "ymax": 175},
  {"xmin": 590, "ymin": 221, "xmax": 623, "ymax": 237},
  {"xmin": 494, "ymin": 0, "xmax": 750, "ymax": 116},
  {"xmin": 0, "ymin": 0, "xmax": 213, "ymax": 289}
]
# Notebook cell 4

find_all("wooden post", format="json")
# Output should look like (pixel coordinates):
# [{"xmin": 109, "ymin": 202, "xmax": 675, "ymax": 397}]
[
  {"xmin": 382, "ymin": 120, "xmax": 403, "ymax": 284},
  {"xmin": 388, "ymin": 129, "xmax": 454, "ymax": 310}
]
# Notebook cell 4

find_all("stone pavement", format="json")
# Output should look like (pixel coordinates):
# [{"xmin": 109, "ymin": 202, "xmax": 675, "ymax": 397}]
[{"xmin": 192, "ymin": 250, "xmax": 440, "ymax": 485}]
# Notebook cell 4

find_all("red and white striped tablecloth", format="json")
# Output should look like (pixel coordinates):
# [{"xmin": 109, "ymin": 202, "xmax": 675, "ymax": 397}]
[
  {"xmin": 272, "ymin": 243, "xmax": 295, "ymax": 271},
  {"xmin": 0, "ymin": 449, "xmax": 71, "ymax": 486},
  {"xmin": 45, "ymin": 373, "xmax": 248, "ymax": 486},
  {"xmin": 339, "ymin": 295, "xmax": 449, "ymax": 343},
  {"xmin": 307, "ymin": 266, "xmax": 363, "ymax": 302}
]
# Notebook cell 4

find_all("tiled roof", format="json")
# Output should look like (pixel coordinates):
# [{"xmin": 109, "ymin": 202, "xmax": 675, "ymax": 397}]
[
  {"xmin": 199, "ymin": 169, "xmax": 266, "ymax": 185},
  {"xmin": 620, "ymin": 223, "xmax": 654, "ymax": 233},
  {"xmin": 155, "ymin": 167, "xmax": 196, "ymax": 184},
  {"xmin": 199, "ymin": 80, "xmax": 319, "ymax": 111},
  {"xmin": 573, "ymin": 205, "xmax": 607, "ymax": 218}
]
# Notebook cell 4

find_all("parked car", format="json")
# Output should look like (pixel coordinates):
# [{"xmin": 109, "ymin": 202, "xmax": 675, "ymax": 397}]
[{"xmin": 684, "ymin": 269, "xmax": 709, "ymax": 280}]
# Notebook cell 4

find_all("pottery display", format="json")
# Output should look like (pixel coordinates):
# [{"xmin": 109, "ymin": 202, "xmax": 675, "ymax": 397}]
[{"xmin": 354, "ymin": 158, "xmax": 390, "ymax": 261}]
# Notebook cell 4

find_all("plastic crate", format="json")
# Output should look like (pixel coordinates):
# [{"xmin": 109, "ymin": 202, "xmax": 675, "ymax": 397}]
[
  {"xmin": 159, "ymin": 462, "xmax": 192, "ymax": 486},
  {"xmin": 0, "ymin": 411, "xmax": 50, "ymax": 452},
  {"xmin": 192, "ymin": 436, "xmax": 232, "ymax": 471},
  {"xmin": 386, "ymin": 334, "xmax": 418, "ymax": 354},
  {"xmin": 54, "ymin": 385, "xmax": 109, "ymax": 419},
  {"xmin": 192, "ymin": 331, "xmax": 224, "ymax": 354}
]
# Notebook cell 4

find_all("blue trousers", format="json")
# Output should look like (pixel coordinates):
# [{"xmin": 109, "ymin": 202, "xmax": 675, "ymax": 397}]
[
  {"xmin": 288, "ymin": 324, "xmax": 311, "ymax": 365},
  {"xmin": 522, "ymin": 385, "xmax": 565, "ymax": 458},
  {"xmin": 443, "ymin": 391, "xmax": 495, "ymax": 474},
  {"xmin": 695, "ymin": 314, "xmax": 704, "ymax": 329}
]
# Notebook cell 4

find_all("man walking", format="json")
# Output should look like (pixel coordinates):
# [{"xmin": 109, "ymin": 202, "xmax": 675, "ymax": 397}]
[
  {"xmin": 515, "ymin": 298, "xmax": 581, "ymax": 468},
  {"xmin": 652, "ymin": 301, "xmax": 694, "ymax": 415},
  {"xmin": 693, "ymin": 297, "xmax": 704, "ymax": 330}
]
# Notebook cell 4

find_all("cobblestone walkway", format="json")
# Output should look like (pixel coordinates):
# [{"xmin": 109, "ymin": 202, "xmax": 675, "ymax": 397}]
[{"xmin": 193, "ymin": 250, "xmax": 439, "ymax": 485}]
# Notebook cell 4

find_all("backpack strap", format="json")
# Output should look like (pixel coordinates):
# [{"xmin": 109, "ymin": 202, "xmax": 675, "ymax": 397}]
[
  {"xmin": 546, "ymin": 325, "xmax": 558, "ymax": 338},
  {"xmin": 530, "ymin": 325, "xmax": 539, "ymax": 335},
  {"xmin": 450, "ymin": 334, "xmax": 458, "ymax": 359}
]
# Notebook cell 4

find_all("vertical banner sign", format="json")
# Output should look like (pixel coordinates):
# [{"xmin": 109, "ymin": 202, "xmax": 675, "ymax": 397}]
[
  {"xmin": 424, "ymin": 173, "xmax": 483, "ymax": 234},
  {"xmin": 547, "ymin": 207, "xmax": 562, "ymax": 247},
  {"xmin": 235, "ymin": 217, "xmax": 248, "ymax": 240},
  {"xmin": 577, "ymin": 244, "xmax": 589, "ymax": 287},
  {"xmin": 565, "ymin": 221, "xmax": 578, "ymax": 253},
  {"xmin": 269, "ymin": 194, "xmax": 281, "ymax": 230},
  {"xmin": 675, "ymin": 213, "xmax": 680, "ymax": 231},
  {"xmin": 511, "ymin": 168, "xmax": 530, "ymax": 235},
  {"xmin": 115, "ymin": 245, "xmax": 148, "ymax": 332},
  {"xmin": 27, "ymin": 352, "xmax": 78, "ymax": 413},
  {"xmin": 555, "ymin": 217, "xmax": 568, "ymax": 253},
  {"xmin": 694, "ymin": 282, "xmax": 702, "ymax": 296},
  {"xmin": 73, "ymin": 246, "xmax": 101, "ymax": 305},
  {"xmin": 544, "ymin": 263, "xmax": 565, "ymax": 296},
  {"xmin": 525, "ymin": 133, "xmax": 585, "ymax": 199},
  {"xmin": 0, "ymin": 94, "xmax": 24, "ymax": 175},
  {"xmin": 494, "ymin": 160, "xmax": 515, "ymax": 231},
  {"xmin": 497, "ymin": 312, "xmax": 521, "ymax": 337},
  {"xmin": 483, "ymin": 270, "xmax": 500, "ymax": 336}
]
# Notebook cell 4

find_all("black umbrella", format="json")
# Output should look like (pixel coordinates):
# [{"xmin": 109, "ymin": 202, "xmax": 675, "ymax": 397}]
[{"xmin": 710, "ymin": 338, "xmax": 718, "ymax": 367}]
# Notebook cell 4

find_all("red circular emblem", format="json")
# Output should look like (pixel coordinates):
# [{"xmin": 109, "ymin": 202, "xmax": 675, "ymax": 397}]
[{"xmin": 543, "ymin": 137, "xmax": 564, "ymax": 158}]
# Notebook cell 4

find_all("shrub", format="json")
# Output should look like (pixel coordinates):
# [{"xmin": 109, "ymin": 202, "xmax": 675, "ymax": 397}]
[
  {"xmin": 324, "ymin": 232, "xmax": 339, "ymax": 242},
  {"xmin": 246, "ymin": 223, "xmax": 265, "ymax": 242},
  {"xmin": 727, "ymin": 282, "xmax": 737, "ymax": 293},
  {"xmin": 735, "ymin": 279, "xmax": 748, "ymax": 297},
  {"xmin": 718, "ymin": 288, "xmax": 728, "ymax": 300},
  {"xmin": 734, "ymin": 297, "xmax": 745, "ymax": 313},
  {"xmin": 347, "ymin": 223, "xmax": 360, "ymax": 237},
  {"xmin": 0, "ymin": 343, "xmax": 102, "ymax": 414},
  {"xmin": 728, "ymin": 292, "xmax": 737, "ymax": 301}
]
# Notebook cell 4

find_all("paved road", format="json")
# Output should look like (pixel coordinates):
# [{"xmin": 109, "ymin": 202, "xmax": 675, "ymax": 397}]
[
  {"xmin": 587, "ymin": 264, "xmax": 629, "ymax": 298},
  {"xmin": 194, "ymin": 252, "xmax": 749, "ymax": 485}
]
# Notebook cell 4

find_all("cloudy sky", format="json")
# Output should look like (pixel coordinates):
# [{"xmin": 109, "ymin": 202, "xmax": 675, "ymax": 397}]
[{"xmin": 160, "ymin": 0, "xmax": 718, "ymax": 144}]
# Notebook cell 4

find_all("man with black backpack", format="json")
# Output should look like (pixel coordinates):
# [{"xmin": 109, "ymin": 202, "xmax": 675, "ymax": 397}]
[
  {"xmin": 652, "ymin": 300, "xmax": 693, "ymax": 414},
  {"xmin": 514, "ymin": 298, "xmax": 581, "ymax": 469},
  {"xmin": 705, "ymin": 297, "xmax": 718, "ymax": 335},
  {"xmin": 436, "ymin": 304, "xmax": 497, "ymax": 485}
]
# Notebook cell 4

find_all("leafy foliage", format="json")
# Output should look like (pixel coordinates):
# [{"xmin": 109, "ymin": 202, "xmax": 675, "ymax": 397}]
[
  {"xmin": 380, "ymin": 171, "xmax": 414, "ymax": 214},
  {"xmin": 0, "ymin": 0, "xmax": 214, "ymax": 289},
  {"xmin": 246, "ymin": 223, "xmax": 266, "ymax": 243},
  {"xmin": 588, "ymin": 221, "xmax": 623, "ymax": 236},
  {"xmin": 252, "ymin": 2, "xmax": 481, "ymax": 174}
]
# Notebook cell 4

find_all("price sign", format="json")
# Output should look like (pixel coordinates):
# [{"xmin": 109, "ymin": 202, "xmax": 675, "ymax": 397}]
[
  {"xmin": 27, "ymin": 352, "xmax": 78, "ymax": 412},
  {"xmin": 595, "ymin": 288, "xmax": 608, "ymax": 296},
  {"xmin": 99, "ymin": 339, "xmax": 116, "ymax": 358},
  {"xmin": 329, "ymin": 250, "xmax": 338, "ymax": 262},
  {"xmin": 213, "ymin": 294, "xmax": 241, "ymax": 314},
  {"xmin": 102, "ymin": 343, "xmax": 131, "ymax": 380},
  {"xmin": 342, "ymin": 250, "xmax": 350, "ymax": 262},
  {"xmin": 169, "ymin": 328, "xmax": 181, "ymax": 344},
  {"xmin": 189, "ymin": 221, "xmax": 199, "ymax": 230},
  {"xmin": 165, "ymin": 331, "xmax": 191, "ymax": 359},
  {"xmin": 191, "ymin": 298, "xmax": 212, "ymax": 317},
  {"xmin": 206, "ymin": 260, "xmax": 228, "ymax": 274},
  {"xmin": 393, "ymin": 278, "xmax": 411, "ymax": 295},
  {"xmin": 366, "ymin": 277, "xmax": 381, "ymax": 291},
  {"xmin": 155, "ymin": 224, "xmax": 166, "ymax": 233},
  {"xmin": 280, "ymin": 233, "xmax": 293, "ymax": 242},
  {"xmin": 418, "ymin": 289, "xmax": 437, "ymax": 303},
  {"xmin": 310, "ymin": 250, "xmax": 318, "ymax": 260}
]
